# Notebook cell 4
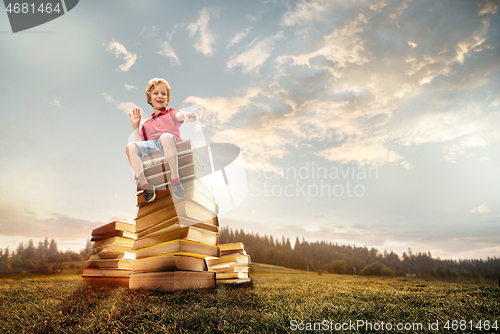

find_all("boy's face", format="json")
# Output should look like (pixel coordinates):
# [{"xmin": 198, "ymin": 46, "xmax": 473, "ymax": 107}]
[{"xmin": 149, "ymin": 83, "xmax": 168, "ymax": 112}]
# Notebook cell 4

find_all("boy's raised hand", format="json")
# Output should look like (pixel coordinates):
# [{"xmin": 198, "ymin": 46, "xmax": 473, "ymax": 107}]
[{"xmin": 129, "ymin": 108, "xmax": 142, "ymax": 129}]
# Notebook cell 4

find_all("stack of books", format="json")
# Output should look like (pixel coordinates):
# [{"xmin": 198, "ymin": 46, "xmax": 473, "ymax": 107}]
[
  {"xmin": 82, "ymin": 221, "xmax": 136, "ymax": 286},
  {"xmin": 129, "ymin": 140, "xmax": 220, "ymax": 291},
  {"xmin": 207, "ymin": 242, "xmax": 251, "ymax": 284}
]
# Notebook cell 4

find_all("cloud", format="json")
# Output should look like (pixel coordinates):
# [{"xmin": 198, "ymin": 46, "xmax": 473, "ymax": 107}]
[
  {"xmin": 124, "ymin": 84, "xmax": 137, "ymax": 91},
  {"xmin": 184, "ymin": 0, "xmax": 499, "ymax": 172},
  {"xmin": 226, "ymin": 27, "xmax": 251, "ymax": 48},
  {"xmin": 470, "ymin": 204, "xmax": 489, "ymax": 213},
  {"xmin": 221, "ymin": 217, "xmax": 500, "ymax": 260},
  {"xmin": 281, "ymin": 0, "xmax": 342, "ymax": 27},
  {"xmin": 184, "ymin": 87, "xmax": 268, "ymax": 127},
  {"xmin": 188, "ymin": 8, "xmax": 216, "ymax": 56},
  {"xmin": 280, "ymin": 13, "xmax": 370, "ymax": 72},
  {"xmin": 103, "ymin": 93, "xmax": 146, "ymax": 124},
  {"xmin": 227, "ymin": 37, "xmax": 275, "ymax": 73},
  {"xmin": 117, "ymin": 102, "xmax": 141, "ymax": 115},
  {"xmin": 165, "ymin": 24, "xmax": 179, "ymax": 41},
  {"xmin": 317, "ymin": 141, "xmax": 411, "ymax": 169},
  {"xmin": 105, "ymin": 40, "xmax": 137, "ymax": 72},
  {"xmin": 50, "ymin": 99, "xmax": 61, "ymax": 108},
  {"xmin": 478, "ymin": 0, "xmax": 498, "ymax": 16},
  {"xmin": 158, "ymin": 41, "xmax": 181, "ymax": 65},
  {"xmin": 0, "ymin": 202, "xmax": 101, "ymax": 239},
  {"xmin": 102, "ymin": 93, "xmax": 115, "ymax": 103}
]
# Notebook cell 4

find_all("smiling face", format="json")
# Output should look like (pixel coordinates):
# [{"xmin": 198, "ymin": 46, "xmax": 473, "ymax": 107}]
[{"xmin": 148, "ymin": 83, "xmax": 169, "ymax": 114}]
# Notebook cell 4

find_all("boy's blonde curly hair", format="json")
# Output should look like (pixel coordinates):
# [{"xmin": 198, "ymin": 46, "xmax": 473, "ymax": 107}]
[{"xmin": 145, "ymin": 78, "xmax": 171, "ymax": 106}]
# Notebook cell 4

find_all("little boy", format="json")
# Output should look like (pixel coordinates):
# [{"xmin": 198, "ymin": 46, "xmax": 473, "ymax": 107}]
[{"xmin": 126, "ymin": 78, "xmax": 196, "ymax": 203}]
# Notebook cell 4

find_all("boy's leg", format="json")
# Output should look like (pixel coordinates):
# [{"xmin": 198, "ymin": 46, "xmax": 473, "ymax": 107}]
[
  {"xmin": 126, "ymin": 142, "xmax": 148, "ymax": 188},
  {"xmin": 159, "ymin": 133, "xmax": 179, "ymax": 180},
  {"xmin": 159, "ymin": 133, "xmax": 185, "ymax": 199}
]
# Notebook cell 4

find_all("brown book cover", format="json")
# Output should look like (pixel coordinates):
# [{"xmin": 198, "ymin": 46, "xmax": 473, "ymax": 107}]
[
  {"xmin": 135, "ymin": 239, "xmax": 219, "ymax": 259},
  {"xmin": 137, "ymin": 176, "xmax": 215, "ymax": 205},
  {"xmin": 90, "ymin": 230, "xmax": 137, "ymax": 242},
  {"xmin": 216, "ymin": 272, "xmax": 249, "ymax": 279},
  {"xmin": 132, "ymin": 254, "xmax": 208, "ymax": 272},
  {"xmin": 137, "ymin": 217, "xmax": 219, "ymax": 239},
  {"xmin": 139, "ymin": 163, "xmax": 205, "ymax": 188},
  {"xmin": 84, "ymin": 259, "xmax": 132, "ymax": 269},
  {"xmin": 206, "ymin": 254, "xmax": 250, "ymax": 267},
  {"xmin": 219, "ymin": 243, "xmax": 245, "ymax": 252},
  {"xmin": 217, "ymin": 278, "xmax": 251, "ymax": 284},
  {"xmin": 133, "ymin": 226, "xmax": 218, "ymax": 251},
  {"xmin": 220, "ymin": 249, "xmax": 247, "ymax": 256},
  {"xmin": 82, "ymin": 276, "xmax": 129, "ymax": 287},
  {"xmin": 92, "ymin": 221, "xmax": 135, "ymax": 236},
  {"xmin": 93, "ymin": 236, "xmax": 135, "ymax": 250},
  {"xmin": 136, "ymin": 188, "xmax": 218, "ymax": 219},
  {"xmin": 135, "ymin": 200, "xmax": 217, "ymax": 232},
  {"xmin": 82, "ymin": 268, "xmax": 132, "ymax": 278},
  {"xmin": 93, "ymin": 244, "xmax": 134, "ymax": 256},
  {"xmin": 212, "ymin": 266, "xmax": 249, "ymax": 273},
  {"xmin": 208, "ymin": 262, "xmax": 250, "ymax": 270},
  {"xmin": 144, "ymin": 152, "xmax": 195, "ymax": 177},
  {"xmin": 96, "ymin": 250, "xmax": 135, "ymax": 260},
  {"xmin": 129, "ymin": 270, "xmax": 215, "ymax": 291}
]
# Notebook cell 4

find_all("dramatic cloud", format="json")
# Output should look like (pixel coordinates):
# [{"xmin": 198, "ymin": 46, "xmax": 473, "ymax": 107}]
[
  {"xmin": 105, "ymin": 40, "xmax": 137, "ymax": 72},
  {"xmin": 184, "ymin": 87, "xmax": 268, "ymax": 126},
  {"xmin": 158, "ymin": 41, "xmax": 181, "ymax": 65},
  {"xmin": 188, "ymin": 8, "xmax": 216, "ymax": 56}
]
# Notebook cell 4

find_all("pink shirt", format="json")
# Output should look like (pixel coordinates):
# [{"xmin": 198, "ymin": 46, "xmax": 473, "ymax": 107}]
[{"xmin": 140, "ymin": 108, "xmax": 183, "ymax": 142}]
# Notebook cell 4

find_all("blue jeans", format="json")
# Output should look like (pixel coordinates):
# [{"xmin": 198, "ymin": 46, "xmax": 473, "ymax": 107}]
[{"xmin": 134, "ymin": 133, "xmax": 178, "ymax": 159}]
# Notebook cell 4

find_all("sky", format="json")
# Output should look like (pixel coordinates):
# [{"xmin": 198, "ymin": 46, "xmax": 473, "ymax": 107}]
[{"xmin": 0, "ymin": 0, "xmax": 499, "ymax": 260}]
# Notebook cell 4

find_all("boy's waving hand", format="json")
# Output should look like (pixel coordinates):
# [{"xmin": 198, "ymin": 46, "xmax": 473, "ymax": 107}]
[{"xmin": 129, "ymin": 108, "xmax": 142, "ymax": 129}]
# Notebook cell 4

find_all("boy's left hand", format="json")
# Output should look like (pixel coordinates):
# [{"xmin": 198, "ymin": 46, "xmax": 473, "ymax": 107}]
[{"xmin": 186, "ymin": 112, "xmax": 197, "ymax": 122}]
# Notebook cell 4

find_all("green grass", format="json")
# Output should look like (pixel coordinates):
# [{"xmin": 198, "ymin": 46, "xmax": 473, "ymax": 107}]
[
  {"xmin": 0, "ymin": 274, "xmax": 498, "ymax": 333},
  {"xmin": 250, "ymin": 262, "xmax": 306, "ymax": 274}
]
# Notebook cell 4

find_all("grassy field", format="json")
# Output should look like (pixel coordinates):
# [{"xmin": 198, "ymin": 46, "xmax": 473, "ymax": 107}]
[{"xmin": 0, "ymin": 272, "xmax": 498, "ymax": 333}]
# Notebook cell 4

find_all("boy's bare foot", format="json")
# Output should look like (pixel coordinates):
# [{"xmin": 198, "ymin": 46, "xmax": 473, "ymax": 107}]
[{"xmin": 143, "ymin": 184, "xmax": 156, "ymax": 203}]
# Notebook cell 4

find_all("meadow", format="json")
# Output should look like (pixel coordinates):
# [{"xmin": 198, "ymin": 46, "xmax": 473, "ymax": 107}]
[{"xmin": 0, "ymin": 269, "xmax": 498, "ymax": 333}]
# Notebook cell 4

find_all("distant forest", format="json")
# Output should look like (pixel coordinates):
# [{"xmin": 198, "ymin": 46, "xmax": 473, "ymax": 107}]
[
  {"xmin": 220, "ymin": 228, "xmax": 500, "ymax": 278},
  {"xmin": 2, "ymin": 229, "xmax": 499, "ymax": 278},
  {"xmin": 0, "ymin": 238, "xmax": 92, "ymax": 274}
]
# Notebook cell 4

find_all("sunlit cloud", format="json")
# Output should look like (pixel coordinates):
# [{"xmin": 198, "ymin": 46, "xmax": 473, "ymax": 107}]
[
  {"xmin": 103, "ymin": 93, "xmax": 145, "ymax": 124},
  {"xmin": 105, "ymin": 40, "xmax": 137, "ymax": 72},
  {"xmin": 227, "ymin": 37, "xmax": 275, "ymax": 73},
  {"xmin": 158, "ymin": 41, "xmax": 181, "ymax": 65},
  {"xmin": 188, "ymin": 8, "xmax": 216, "ymax": 56},
  {"xmin": 470, "ymin": 204, "xmax": 489, "ymax": 213},
  {"xmin": 227, "ymin": 27, "xmax": 251, "ymax": 48}
]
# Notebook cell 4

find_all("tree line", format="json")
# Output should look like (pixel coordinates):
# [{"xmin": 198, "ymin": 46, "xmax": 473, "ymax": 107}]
[
  {"xmin": 3, "ymin": 229, "xmax": 499, "ymax": 278},
  {"xmin": 0, "ymin": 238, "xmax": 92, "ymax": 274},
  {"xmin": 220, "ymin": 227, "xmax": 500, "ymax": 278}
]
